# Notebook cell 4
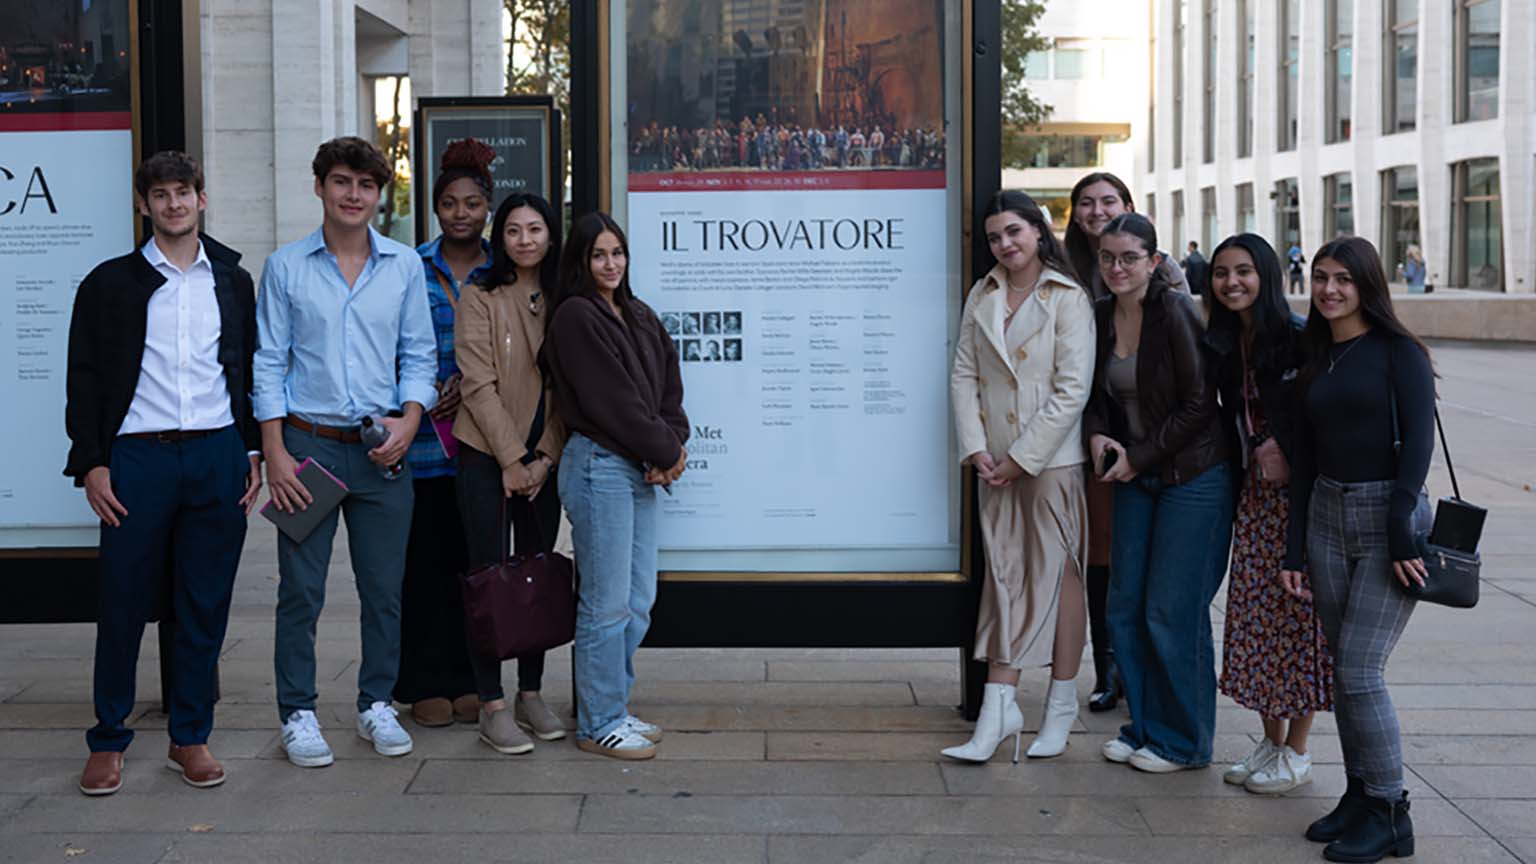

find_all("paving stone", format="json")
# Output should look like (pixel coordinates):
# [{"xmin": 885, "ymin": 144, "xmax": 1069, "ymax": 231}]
[
  {"xmin": 940, "ymin": 759, "xmax": 1355, "ymax": 799},
  {"xmin": 1402, "ymin": 735, "xmax": 1536, "ymax": 766},
  {"xmin": 1394, "ymin": 710, "xmax": 1536, "ymax": 736},
  {"xmin": 767, "ymin": 660, "xmax": 961, "ymax": 682},
  {"xmin": 1384, "ymin": 684, "xmax": 1536, "ymax": 710},
  {"xmin": 255, "ymin": 726, "xmax": 763, "ymax": 762},
  {"xmin": 2, "ymin": 792, "xmax": 582, "ymax": 835},
  {"xmin": 577, "ymin": 793, "xmax": 1150, "ymax": 836},
  {"xmin": 410, "ymin": 759, "xmax": 944, "ymax": 796},
  {"xmin": 629, "ymin": 681, "xmax": 915, "ymax": 707},
  {"xmin": 0, "ymin": 729, "xmax": 277, "ymax": 760},
  {"xmin": 0, "ymin": 757, "xmax": 421, "ymax": 798},
  {"xmin": 1134, "ymin": 795, "xmax": 1484, "ymax": 836},
  {"xmin": 0, "ymin": 834, "xmax": 174, "ymax": 864},
  {"xmin": 156, "ymin": 833, "xmax": 767, "ymax": 864},
  {"xmin": 0, "ymin": 704, "xmax": 96, "ymax": 730},
  {"xmin": 621, "ymin": 705, "xmax": 972, "ymax": 732},
  {"xmin": 766, "ymin": 834, "xmax": 1525, "ymax": 864},
  {"xmin": 764, "ymin": 731, "xmax": 1264, "ymax": 765},
  {"xmin": 1456, "ymin": 799, "xmax": 1536, "ymax": 839},
  {"xmin": 1414, "ymin": 765, "xmax": 1536, "ymax": 799}
]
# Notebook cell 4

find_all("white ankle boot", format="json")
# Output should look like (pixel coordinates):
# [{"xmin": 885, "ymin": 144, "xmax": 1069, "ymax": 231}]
[
  {"xmin": 941, "ymin": 683, "xmax": 1025, "ymax": 763},
  {"xmin": 1025, "ymin": 678, "xmax": 1078, "ymax": 758}
]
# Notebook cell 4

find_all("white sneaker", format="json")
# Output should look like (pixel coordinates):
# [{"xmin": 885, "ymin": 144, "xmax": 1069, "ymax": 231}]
[
  {"xmin": 280, "ymin": 709, "xmax": 335, "ymax": 768},
  {"xmin": 357, "ymin": 702, "xmax": 414, "ymax": 757},
  {"xmin": 622, "ymin": 714, "xmax": 663, "ymax": 743},
  {"xmin": 1244, "ymin": 745, "xmax": 1313, "ymax": 794},
  {"xmin": 1129, "ymin": 747, "xmax": 1193, "ymax": 774},
  {"xmin": 576, "ymin": 725, "xmax": 657, "ymax": 760},
  {"xmin": 1224, "ymin": 738, "xmax": 1280, "ymax": 786},
  {"xmin": 1101, "ymin": 738, "xmax": 1135, "ymax": 763}
]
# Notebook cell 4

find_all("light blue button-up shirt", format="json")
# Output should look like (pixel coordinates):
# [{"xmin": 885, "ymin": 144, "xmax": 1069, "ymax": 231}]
[{"xmin": 253, "ymin": 226, "xmax": 438, "ymax": 427}]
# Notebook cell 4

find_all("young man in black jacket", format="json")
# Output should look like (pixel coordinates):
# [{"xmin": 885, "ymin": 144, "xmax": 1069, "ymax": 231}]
[{"xmin": 63, "ymin": 151, "xmax": 263, "ymax": 796}]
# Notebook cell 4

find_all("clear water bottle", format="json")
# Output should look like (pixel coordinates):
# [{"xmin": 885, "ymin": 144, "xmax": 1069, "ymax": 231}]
[{"xmin": 359, "ymin": 416, "xmax": 404, "ymax": 480}]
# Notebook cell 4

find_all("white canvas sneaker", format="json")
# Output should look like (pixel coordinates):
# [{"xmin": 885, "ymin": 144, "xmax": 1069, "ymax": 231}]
[
  {"xmin": 622, "ymin": 714, "xmax": 663, "ymax": 743},
  {"xmin": 357, "ymin": 702, "xmax": 414, "ymax": 757},
  {"xmin": 1244, "ymin": 745, "xmax": 1313, "ymax": 794},
  {"xmin": 280, "ymin": 709, "xmax": 335, "ymax": 768},
  {"xmin": 1224, "ymin": 738, "xmax": 1280, "ymax": 785},
  {"xmin": 576, "ymin": 725, "xmax": 657, "ymax": 760}
]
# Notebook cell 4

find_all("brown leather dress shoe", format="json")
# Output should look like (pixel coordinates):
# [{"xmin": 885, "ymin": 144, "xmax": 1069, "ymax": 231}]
[
  {"xmin": 79, "ymin": 751, "xmax": 124, "ymax": 796},
  {"xmin": 166, "ymin": 744, "xmax": 226, "ymax": 788},
  {"xmin": 410, "ymin": 698, "xmax": 454, "ymax": 728},
  {"xmin": 451, "ymin": 693, "xmax": 481, "ymax": 725}
]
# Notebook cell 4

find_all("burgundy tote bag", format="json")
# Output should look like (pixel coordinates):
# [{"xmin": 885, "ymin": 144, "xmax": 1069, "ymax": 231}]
[{"xmin": 460, "ymin": 497, "xmax": 576, "ymax": 660}]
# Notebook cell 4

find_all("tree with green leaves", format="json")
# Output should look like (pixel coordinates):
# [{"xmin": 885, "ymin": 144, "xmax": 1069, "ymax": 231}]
[
  {"xmin": 1001, "ymin": 0, "xmax": 1054, "ymax": 169},
  {"xmin": 504, "ymin": 0, "xmax": 572, "ymax": 187}
]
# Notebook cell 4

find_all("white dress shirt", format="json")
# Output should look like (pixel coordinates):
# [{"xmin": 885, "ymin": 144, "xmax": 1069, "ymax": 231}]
[{"xmin": 117, "ymin": 237, "xmax": 235, "ymax": 435}]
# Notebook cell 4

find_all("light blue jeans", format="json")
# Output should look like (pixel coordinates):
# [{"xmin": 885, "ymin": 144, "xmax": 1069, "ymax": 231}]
[{"xmin": 558, "ymin": 433, "xmax": 659, "ymax": 741}]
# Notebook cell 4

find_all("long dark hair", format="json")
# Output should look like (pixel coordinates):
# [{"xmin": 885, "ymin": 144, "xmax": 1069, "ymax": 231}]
[
  {"xmin": 1064, "ymin": 171, "xmax": 1134, "ymax": 295},
  {"xmin": 983, "ymin": 190, "xmax": 1079, "ymax": 284},
  {"xmin": 554, "ymin": 211, "xmax": 638, "ymax": 327},
  {"xmin": 479, "ymin": 192, "xmax": 561, "ymax": 300},
  {"xmin": 1300, "ymin": 236, "xmax": 1432, "ymax": 382},
  {"xmin": 1206, "ymin": 233, "xmax": 1295, "ymax": 372}
]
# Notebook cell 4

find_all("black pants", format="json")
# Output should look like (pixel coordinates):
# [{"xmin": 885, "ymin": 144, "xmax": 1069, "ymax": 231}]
[
  {"xmin": 394, "ymin": 476, "xmax": 476, "ymax": 703},
  {"xmin": 456, "ymin": 443, "xmax": 561, "ymax": 701},
  {"xmin": 90, "ymin": 427, "xmax": 247, "ymax": 751}
]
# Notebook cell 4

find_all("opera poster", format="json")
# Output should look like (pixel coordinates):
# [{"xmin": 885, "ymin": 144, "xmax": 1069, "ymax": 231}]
[{"xmin": 621, "ymin": 0, "xmax": 961, "ymax": 573}]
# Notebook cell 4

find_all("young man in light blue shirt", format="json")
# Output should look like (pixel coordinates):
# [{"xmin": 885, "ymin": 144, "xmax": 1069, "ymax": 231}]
[{"xmin": 253, "ymin": 136, "xmax": 438, "ymax": 767}]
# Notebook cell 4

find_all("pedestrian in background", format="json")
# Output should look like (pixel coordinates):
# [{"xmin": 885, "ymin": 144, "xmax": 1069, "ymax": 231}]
[
  {"xmin": 1203, "ymin": 234, "xmax": 1333, "ymax": 796},
  {"xmin": 453, "ymin": 191, "xmax": 570, "ymax": 754},
  {"xmin": 1281, "ymin": 237, "xmax": 1434, "ymax": 863},
  {"xmin": 944, "ymin": 190, "xmax": 1095, "ymax": 763},
  {"xmin": 1082, "ymin": 213, "xmax": 1234, "ymax": 775}
]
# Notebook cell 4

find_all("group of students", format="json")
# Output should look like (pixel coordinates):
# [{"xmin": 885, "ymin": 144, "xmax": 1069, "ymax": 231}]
[
  {"xmin": 946, "ymin": 172, "xmax": 1433, "ymax": 864},
  {"xmin": 65, "ymin": 136, "xmax": 687, "ymax": 800}
]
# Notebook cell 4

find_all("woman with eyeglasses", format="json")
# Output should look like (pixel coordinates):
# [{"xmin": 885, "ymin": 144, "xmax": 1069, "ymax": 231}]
[
  {"xmin": 1063, "ymin": 172, "xmax": 1189, "ymax": 713},
  {"xmin": 1082, "ymin": 213, "xmax": 1233, "ymax": 774}
]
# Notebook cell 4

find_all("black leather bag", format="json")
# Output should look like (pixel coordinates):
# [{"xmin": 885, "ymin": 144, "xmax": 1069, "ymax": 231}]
[{"xmin": 1392, "ymin": 401, "xmax": 1485, "ymax": 608}]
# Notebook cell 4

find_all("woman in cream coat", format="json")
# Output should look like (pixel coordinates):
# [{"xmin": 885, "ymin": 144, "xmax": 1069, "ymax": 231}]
[{"xmin": 943, "ymin": 190, "xmax": 1097, "ymax": 763}]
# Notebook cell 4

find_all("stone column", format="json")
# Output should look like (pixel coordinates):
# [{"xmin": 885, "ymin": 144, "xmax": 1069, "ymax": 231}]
[{"xmin": 271, "ymin": 0, "xmax": 340, "ymax": 247}]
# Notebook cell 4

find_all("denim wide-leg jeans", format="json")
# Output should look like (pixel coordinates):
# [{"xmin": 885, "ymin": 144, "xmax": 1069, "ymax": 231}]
[
  {"xmin": 559, "ymin": 433, "xmax": 659, "ymax": 742},
  {"xmin": 1108, "ymin": 463, "xmax": 1234, "ymax": 766}
]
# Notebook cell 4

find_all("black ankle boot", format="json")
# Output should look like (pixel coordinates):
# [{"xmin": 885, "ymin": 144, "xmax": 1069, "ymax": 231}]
[
  {"xmin": 1323, "ymin": 791, "xmax": 1414, "ymax": 863},
  {"xmin": 1307, "ymin": 775, "xmax": 1367, "ymax": 842},
  {"xmin": 1088, "ymin": 653, "xmax": 1121, "ymax": 713}
]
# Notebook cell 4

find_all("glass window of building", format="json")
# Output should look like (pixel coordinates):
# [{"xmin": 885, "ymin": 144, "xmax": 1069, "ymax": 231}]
[
  {"xmin": 1454, "ymin": 158, "xmax": 1502, "ymax": 289},
  {"xmin": 1033, "ymin": 191, "xmax": 1073, "ymax": 233},
  {"xmin": 1275, "ymin": 177, "xmax": 1300, "ymax": 250},
  {"xmin": 1237, "ymin": 183, "xmax": 1256, "ymax": 233},
  {"xmin": 1384, "ymin": 0, "xmax": 1418, "ymax": 133},
  {"xmin": 1381, "ymin": 165, "xmax": 1420, "ymax": 277},
  {"xmin": 1200, "ymin": 186, "xmax": 1218, "ymax": 252},
  {"xmin": 1017, "ymin": 133, "xmax": 1121, "ymax": 169},
  {"xmin": 1238, "ymin": 0, "xmax": 1256, "ymax": 157},
  {"xmin": 1202, "ymin": 0, "xmax": 1217, "ymax": 163},
  {"xmin": 1455, "ymin": 0, "xmax": 1499, "ymax": 122},
  {"xmin": 1024, "ymin": 50, "xmax": 1050, "ymax": 80},
  {"xmin": 1279, "ymin": 0, "xmax": 1301, "ymax": 151},
  {"xmin": 1325, "ymin": 173, "xmax": 1354, "ymax": 238},
  {"xmin": 1172, "ymin": 189, "xmax": 1186, "ymax": 250},
  {"xmin": 1174, "ymin": 0, "xmax": 1186, "ymax": 168},
  {"xmin": 1147, "ymin": 192, "xmax": 1158, "ymax": 225},
  {"xmin": 1326, "ymin": 0, "xmax": 1354, "ymax": 143}
]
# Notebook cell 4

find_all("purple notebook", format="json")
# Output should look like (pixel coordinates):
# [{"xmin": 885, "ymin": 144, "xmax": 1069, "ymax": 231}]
[
  {"xmin": 432, "ymin": 416, "xmax": 460, "ymax": 460},
  {"xmin": 259, "ymin": 458, "xmax": 348, "ymax": 543}
]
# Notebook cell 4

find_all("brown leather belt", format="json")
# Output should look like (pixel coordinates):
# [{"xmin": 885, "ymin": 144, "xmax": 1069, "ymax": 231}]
[
  {"xmin": 285, "ymin": 415, "xmax": 364, "ymax": 443},
  {"xmin": 121, "ymin": 429, "xmax": 218, "ymax": 443}
]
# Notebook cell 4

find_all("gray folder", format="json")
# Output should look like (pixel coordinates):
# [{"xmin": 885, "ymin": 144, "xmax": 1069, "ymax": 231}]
[{"xmin": 259, "ymin": 458, "xmax": 348, "ymax": 543}]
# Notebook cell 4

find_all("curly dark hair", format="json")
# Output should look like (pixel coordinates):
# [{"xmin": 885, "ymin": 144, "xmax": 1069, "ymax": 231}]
[
  {"xmin": 434, "ymin": 138, "xmax": 496, "ymax": 206},
  {"xmin": 134, "ymin": 150, "xmax": 203, "ymax": 200},
  {"xmin": 311, "ymin": 136, "xmax": 391, "ymax": 186}
]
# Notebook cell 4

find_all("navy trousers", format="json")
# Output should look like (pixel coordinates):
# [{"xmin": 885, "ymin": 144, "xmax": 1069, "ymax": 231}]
[{"xmin": 88, "ymin": 426, "xmax": 248, "ymax": 753}]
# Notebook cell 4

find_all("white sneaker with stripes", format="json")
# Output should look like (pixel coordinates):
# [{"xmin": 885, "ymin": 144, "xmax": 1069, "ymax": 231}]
[{"xmin": 576, "ymin": 724, "xmax": 657, "ymax": 760}]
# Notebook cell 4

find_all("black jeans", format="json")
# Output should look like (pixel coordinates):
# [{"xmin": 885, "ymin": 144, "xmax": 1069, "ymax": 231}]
[
  {"xmin": 456, "ymin": 442, "xmax": 561, "ymax": 700},
  {"xmin": 394, "ymin": 475, "xmax": 476, "ymax": 704}
]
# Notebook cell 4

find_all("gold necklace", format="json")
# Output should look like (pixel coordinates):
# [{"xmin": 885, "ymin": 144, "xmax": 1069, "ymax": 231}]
[{"xmin": 1328, "ymin": 333, "xmax": 1366, "ymax": 374}]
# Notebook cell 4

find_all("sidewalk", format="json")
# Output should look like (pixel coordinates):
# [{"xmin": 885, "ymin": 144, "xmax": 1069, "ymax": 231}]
[{"xmin": 1, "ymin": 340, "xmax": 1533, "ymax": 863}]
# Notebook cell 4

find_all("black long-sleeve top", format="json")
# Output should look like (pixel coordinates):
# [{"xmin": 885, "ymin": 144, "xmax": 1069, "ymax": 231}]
[{"xmin": 1284, "ymin": 330, "xmax": 1435, "ymax": 570}]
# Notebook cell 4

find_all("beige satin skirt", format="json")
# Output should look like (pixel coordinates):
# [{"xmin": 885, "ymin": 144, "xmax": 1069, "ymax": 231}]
[{"xmin": 974, "ymin": 464, "xmax": 1089, "ymax": 669}]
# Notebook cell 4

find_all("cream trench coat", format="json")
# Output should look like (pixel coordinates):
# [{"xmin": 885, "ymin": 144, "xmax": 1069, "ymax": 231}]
[{"xmin": 951, "ymin": 263, "xmax": 1096, "ymax": 474}]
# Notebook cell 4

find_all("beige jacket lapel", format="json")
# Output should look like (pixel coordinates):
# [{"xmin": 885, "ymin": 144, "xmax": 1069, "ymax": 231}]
[
  {"xmin": 513, "ymin": 284, "xmax": 545, "ymax": 368},
  {"xmin": 970, "ymin": 266, "xmax": 1016, "ymax": 378}
]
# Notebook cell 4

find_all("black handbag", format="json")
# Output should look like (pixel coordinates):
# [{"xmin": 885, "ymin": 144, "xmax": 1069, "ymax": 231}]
[{"xmin": 1391, "ymin": 397, "xmax": 1485, "ymax": 608}]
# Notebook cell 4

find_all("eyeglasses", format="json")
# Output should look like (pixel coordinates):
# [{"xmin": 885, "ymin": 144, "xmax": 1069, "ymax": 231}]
[{"xmin": 1097, "ymin": 252, "xmax": 1150, "ymax": 271}]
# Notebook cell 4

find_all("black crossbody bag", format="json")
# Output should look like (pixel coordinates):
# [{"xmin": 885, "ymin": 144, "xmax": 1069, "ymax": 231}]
[{"xmin": 1390, "ymin": 392, "xmax": 1486, "ymax": 608}]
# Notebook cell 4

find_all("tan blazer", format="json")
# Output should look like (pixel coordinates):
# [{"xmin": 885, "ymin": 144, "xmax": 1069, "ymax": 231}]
[
  {"xmin": 951, "ymin": 263, "xmax": 1096, "ymax": 474},
  {"xmin": 453, "ymin": 280, "xmax": 565, "ymax": 468}
]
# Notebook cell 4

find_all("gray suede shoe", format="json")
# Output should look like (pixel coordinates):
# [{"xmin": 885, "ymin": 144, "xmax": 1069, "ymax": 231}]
[
  {"xmin": 514, "ymin": 693, "xmax": 568, "ymax": 741},
  {"xmin": 478, "ymin": 707, "xmax": 534, "ymax": 755}
]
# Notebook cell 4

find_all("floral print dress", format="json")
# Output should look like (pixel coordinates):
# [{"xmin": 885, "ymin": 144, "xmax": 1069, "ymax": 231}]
[{"xmin": 1219, "ymin": 369, "xmax": 1334, "ymax": 718}]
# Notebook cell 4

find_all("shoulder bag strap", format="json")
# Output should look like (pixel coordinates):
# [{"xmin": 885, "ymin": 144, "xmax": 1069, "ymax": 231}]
[
  {"xmin": 431, "ymin": 267, "xmax": 458, "ymax": 313},
  {"xmin": 1388, "ymin": 348, "xmax": 1460, "ymax": 501}
]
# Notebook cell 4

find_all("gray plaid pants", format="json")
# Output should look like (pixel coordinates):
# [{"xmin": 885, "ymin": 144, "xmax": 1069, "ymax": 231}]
[{"xmin": 1306, "ymin": 476, "xmax": 1425, "ymax": 799}]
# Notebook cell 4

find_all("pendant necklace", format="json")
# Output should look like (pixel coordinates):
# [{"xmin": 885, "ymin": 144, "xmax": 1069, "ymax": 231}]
[{"xmin": 1328, "ymin": 333, "xmax": 1365, "ymax": 374}]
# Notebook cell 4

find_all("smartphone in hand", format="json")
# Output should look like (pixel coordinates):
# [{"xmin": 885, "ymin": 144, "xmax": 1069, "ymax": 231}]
[{"xmin": 1098, "ymin": 447, "xmax": 1119, "ymax": 477}]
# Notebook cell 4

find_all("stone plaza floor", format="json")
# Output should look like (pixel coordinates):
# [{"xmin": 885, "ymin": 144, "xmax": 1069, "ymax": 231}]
[{"xmin": 1, "ymin": 340, "xmax": 1533, "ymax": 863}]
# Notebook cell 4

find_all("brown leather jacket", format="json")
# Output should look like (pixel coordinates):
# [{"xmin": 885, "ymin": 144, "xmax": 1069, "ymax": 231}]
[{"xmin": 1082, "ymin": 281, "xmax": 1227, "ymax": 485}]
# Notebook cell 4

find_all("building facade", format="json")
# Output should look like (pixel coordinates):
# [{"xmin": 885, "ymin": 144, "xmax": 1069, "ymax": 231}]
[
  {"xmin": 1004, "ymin": 1, "xmax": 1151, "ymax": 232},
  {"xmin": 192, "ymin": 0, "xmax": 504, "ymax": 263},
  {"xmin": 1140, "ymin": 0, "xmax": 1528, "ymax": 292}
]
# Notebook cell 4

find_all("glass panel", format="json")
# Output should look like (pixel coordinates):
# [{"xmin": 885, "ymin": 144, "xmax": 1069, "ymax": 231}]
[
  {"xmin": 1237, "ymin": 183, "xmax": 1256, "ymax": 233},
  {"xmin": 1332, "ymin": 175, "xmax": 1354, "ymax": 237},
  {"xmin": 1276, "ymin": 178, "xmax": 1300, "ymax": 249},
  {"xmin": 1466, "ymin": 0, "xmax": 1500, "ymax": 121},
  {"xmin": 1334, "ymin": 44, "xmax": 1352, "ymax": 140},
  {"xmin": 1054, "ymin": 48, "xmax": 1089, "ymax": 79},
  {"xmin": 1024, "ymin": 50, "xmax": 1049, "ymax": 80},
  {"xmin": 1282, "ymin": 63, "xmax": 1299, "ymax": 149},
  {"xmin": 1336, "ymin": 0, "xmax": 1354, "ymax": 37},
  {"xmin": 1390, "ymin": 165, "xmax": 1418, "ymax": 202},
  {"xmin": 1392, "ymin": 26, "xmax": 1417, "ymax": 132},
  {"xmin": 1466, "ymin": 157, "xmax": 1499, "ymax": 197},
  {"xmin": 1465, "ymin": 196, "xmax": 1502, "ymax": 289},
  {"xmin": 1395, "ymin": 0, "xmax": 1419, "ymax": 24}
]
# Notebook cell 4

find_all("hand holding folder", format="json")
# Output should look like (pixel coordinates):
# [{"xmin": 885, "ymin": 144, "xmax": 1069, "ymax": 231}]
[{"xmin": 260, "ymin": 458, "xmax": 348, "ymax": 543}]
